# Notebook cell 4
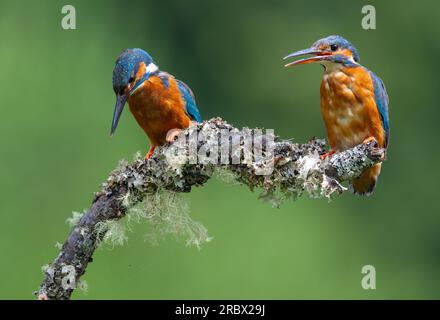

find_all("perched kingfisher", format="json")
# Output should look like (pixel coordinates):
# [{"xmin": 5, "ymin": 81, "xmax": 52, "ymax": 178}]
[
  {"xmin": 111, "ymin": 48, "xmax": 202, "ymax": 159},
  {"xmin": 284, "ymin": 35, "xmax": 389, "ymax": 195}
]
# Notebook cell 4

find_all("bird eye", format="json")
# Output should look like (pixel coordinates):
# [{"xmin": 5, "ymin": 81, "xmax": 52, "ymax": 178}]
[
  {"xmin": 128, "ymin": 76, "xmax": 135, "ymax": 83},
  {"xmin": 330, "ymin": 44, "xmax": 338, "ymax": 51}
]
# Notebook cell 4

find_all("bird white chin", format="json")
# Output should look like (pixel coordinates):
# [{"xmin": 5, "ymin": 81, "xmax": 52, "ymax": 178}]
[
  {"xmin": 322, "ymin": 56, "xmax": 358, "ymax": 73},
  {"xmin": 322, "ymin": 60, "xmax": 344, "ymax": 72}
]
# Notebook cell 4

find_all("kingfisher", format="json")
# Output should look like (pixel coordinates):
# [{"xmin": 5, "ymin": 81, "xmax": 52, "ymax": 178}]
[
  {"xmin": 111, "ymin": 48, "xmax": 202, "ymax": 159},
  {"xmin": 284, "ymin": 35, "xmax": 389, "ymax": 195}
]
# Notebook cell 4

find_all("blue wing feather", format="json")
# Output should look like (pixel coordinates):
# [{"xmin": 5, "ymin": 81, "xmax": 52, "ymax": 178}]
[
  {"xmin": 177, "ymin": 79, "xmax": 202, "ymax": 122},
  {"xmin": 157, "ymin": 72, "xmax": 202, "ymax": 122},
  {"xmin": 370, "ymin": 71, "xmax": 390, "ymax": 147}
]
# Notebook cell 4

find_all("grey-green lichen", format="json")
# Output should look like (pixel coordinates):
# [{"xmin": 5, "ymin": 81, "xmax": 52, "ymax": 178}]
[
  {"xmin": 213, "ymin": 167, "xmax": 241, "ymax": 185},
  {"xmin": 95, "ymin": 219, "xmax": 128, "ymax": 248},
  {"xmin": 41, "ymin": 264, "xmax": 50, "ymax": 273},
  {"xmin": 38, "ymin": 262, "xmax": 85, "ymax": 299},
  {"xmin": 95, "ymin": 189, "xmax": 212, "ymax": 248},
  {"xmin": 66, "ymin": 210, "xmax": 86, "ymax": 227},
  {"xmin": 135, "ymin": 191, "xmax": 212, "ymax": 247},
  {"xmin": 77, "ymin": 279, "xmax": 88, "ymax": 294},
  {"xmin": 38, "ymin": 118, "xmax": 384, "ymax": 300}
]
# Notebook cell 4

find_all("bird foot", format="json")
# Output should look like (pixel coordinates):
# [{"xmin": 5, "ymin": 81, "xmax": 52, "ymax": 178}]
[
  {"xmin": 320, "ymin": 150, "xmax": 335, "ymax": 160},
  {"xmin": 362, "ymin": 137, "xmax": 385, "ymax": 161},
  {"xmin": 362, "ymin": 136, "xmax": 378, "ymax": 147},
  {"xmin": 166, "ymin": 128, "xmax": 183, "ymax": 143},
  {"xmin": 145, "ymin": 146, "xmax": 156, "ymax": 159}
]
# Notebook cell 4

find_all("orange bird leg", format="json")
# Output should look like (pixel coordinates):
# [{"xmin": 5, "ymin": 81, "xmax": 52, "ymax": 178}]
[
  {"xmin": 145, "ymin": 146, "xmax": 156, "ymax": 159},
  {"xmin": 320, "ymin": 149, "xmax": 335, "ymax": 160}
]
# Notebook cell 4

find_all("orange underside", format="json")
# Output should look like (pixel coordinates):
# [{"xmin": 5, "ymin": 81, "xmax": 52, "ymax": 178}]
[
  {"xmin": 320, "ymin": 66, "xmax": 385, "ymax": 195},
  {"xmin": 350, "ymin": 163, "xmax": 382, "ymax": 196},
  {"xmin": 127, "ymin": 75, "xmax": 191, "ymax": 148}
]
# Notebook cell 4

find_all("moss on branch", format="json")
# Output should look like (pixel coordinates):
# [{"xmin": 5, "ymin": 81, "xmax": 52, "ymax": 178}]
[{"xmin": 37, "ymin": 117, "xmax": 384, "ymax": 300}]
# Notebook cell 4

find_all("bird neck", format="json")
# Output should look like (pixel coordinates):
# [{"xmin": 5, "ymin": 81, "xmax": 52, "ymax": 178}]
[
  {"xmin": 321, "ymin": 54, "xmax": 359, "ymax": 73},
  {"xmin": 131, "ymin": 65, "xmax": 160, "ymax": 96},
  {"xmin": 322, "ymin": 61, "xmax": 344, "ymax": 73}
]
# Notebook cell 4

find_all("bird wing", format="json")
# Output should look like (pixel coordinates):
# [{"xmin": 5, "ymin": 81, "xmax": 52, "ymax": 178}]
[
  {"xmin": 157, "ymin": 72, "xmax": 202, "ymax": 122},
  {"xmin": 370, "ymin": 71, "xmax": 390, "ymax": 147},
  {"xmin": 176, "ymin": 79, "xmax": 202, "ymax": 122},
  {"xmin": 157, "ymin": 71, "xmax": 171, "ymax": 89}
]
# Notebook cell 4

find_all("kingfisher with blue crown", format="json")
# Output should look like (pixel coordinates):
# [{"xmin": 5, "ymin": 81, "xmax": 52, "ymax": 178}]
[
  {"xmin": 284, "ymin": 35, "xmax": 390, "ymax": 195},
  {"xmin": 111, "ymin": 48, "xmax": 202, "ymax": 159}
]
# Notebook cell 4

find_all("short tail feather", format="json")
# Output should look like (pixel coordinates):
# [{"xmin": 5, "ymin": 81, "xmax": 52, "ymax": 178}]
[{"xmin": 349, "ymin": 163, "xmax": 382, "ymax": 196}]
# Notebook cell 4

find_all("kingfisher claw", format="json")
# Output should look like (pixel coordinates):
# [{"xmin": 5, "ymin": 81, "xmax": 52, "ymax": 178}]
[
  {"xmin": 320, "ymin": 150, "xmax": 335, "ymax": 160},
  {"xmin": 370, "ymin": 148, "xmax": 386, "ymax": 162}
]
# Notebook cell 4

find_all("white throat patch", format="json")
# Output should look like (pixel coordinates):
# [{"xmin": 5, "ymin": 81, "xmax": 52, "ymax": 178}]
[
  {"xmin": 145, "ymin": 62, "xmax": 158, "ymax": 74},
  {"xmin": 322, "ymin": 56, "xmax": 358, "ymax": 73},
  {"xmin": 130, "ymin": 62, "xmax": 159, "ymax": 96}
]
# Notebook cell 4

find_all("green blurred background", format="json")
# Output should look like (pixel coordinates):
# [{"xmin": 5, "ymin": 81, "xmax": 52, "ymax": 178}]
[{"xmin": 1, "ymin": 0, "xmax": 439, "ymax": 299}]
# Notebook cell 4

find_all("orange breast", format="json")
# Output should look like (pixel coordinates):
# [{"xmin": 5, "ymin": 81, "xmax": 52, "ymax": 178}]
[
  {"xmin": 320, "ymin": 66, "xmax": 385, "ymax": 151},
  {"xmin": 127, "ymin": 75, "xmax": 190, "ymax": 146}
]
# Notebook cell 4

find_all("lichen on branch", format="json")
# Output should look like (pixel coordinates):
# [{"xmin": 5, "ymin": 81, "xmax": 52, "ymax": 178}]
[{"xmin": 37, "ymin": 117, "xmax": 384, "ymax": 300}]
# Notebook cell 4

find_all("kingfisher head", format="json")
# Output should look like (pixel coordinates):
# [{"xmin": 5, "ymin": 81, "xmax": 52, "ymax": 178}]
[
  {"xmin": 111, "ymin": 48, "xmax": 159, "ymax": 135},
  {"xmin": 283, "ymin": 35, "xmax": 360, "ymax": 70}
]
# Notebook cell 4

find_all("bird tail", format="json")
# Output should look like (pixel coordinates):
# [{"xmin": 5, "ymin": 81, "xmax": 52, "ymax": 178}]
[{"xmin": 349, "ymin": 163, "xmax": 382, "ymax": 196}]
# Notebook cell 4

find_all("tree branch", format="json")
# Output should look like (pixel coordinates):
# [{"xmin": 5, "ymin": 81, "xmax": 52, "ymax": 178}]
[{"xmin": 36, "ymin": 117, "xmax": 384, "ymax": 300}]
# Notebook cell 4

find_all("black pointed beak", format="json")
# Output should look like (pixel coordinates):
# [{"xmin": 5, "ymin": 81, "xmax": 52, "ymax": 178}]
[
  {"xmin": 110, "ymin": 93, "xmax": 128, "ymax": 135},
  {"xmin": 283, "ymin": 47, "xmax": 332, "ymax": 67}
]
